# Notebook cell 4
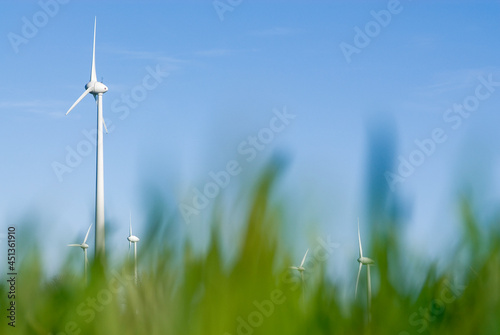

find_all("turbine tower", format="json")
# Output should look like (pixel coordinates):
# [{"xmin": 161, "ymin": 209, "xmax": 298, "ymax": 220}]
[
  {"xmin": 127, "ymin": 212, "xmax": 140, "ymax": 284},
  {"xmin": 65, "ymin": 18, "xmax": 108, "ymax": 260},
  {"xmin": 355, "ymin": 218, "xmax": 375, "ymax": 321}
]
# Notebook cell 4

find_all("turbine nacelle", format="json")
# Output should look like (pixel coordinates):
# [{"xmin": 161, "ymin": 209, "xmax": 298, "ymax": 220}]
[
  {"xmin": 357, "ymin": 256, "xmax": 375, "ymax": 265},
  {"xmin": 86, "ymin": 81, "xmax": 108, "ymax": 94},
  {"xmin": 127, "ymin": 235, "xmax": 140, "ymax": 243}
]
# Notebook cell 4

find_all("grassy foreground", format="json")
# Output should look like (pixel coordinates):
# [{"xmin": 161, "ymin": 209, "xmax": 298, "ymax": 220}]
[{"xmin": 1, "ymin": 162, "xmax": 499, "ymax": 335}]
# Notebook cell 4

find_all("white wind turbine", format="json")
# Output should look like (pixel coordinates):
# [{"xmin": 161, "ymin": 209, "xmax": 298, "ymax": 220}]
[
  {"xmin": 65, "ymin": 18, "xmax": 108, "ymax": 261},
  {"xmin": 355, "ymin": 218, "xmax": 375, "ymax": 319},
  {"xmin": 127, "ymin": 213, "xmax": 140, "ymax": 284},
  {"xmin": 290, "ymin": 249, "xmax": 309, "ymax": 304},
  {"xmin": 290, "ymin": 249, "xmax": 309, "ymax": 283},
  {"xmin": 68, "ymin": 224, "xmax": 93, "ymax": 280}
]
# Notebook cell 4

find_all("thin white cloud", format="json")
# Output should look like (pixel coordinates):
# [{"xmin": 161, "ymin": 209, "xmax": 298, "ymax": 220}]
[
  {"xmin": 248, "ymin": 27, "xmax": 301, "ymax": 37},
  {"xmin": 108, "ymin": 48, "xmax": 183, "ymax": 62},
  {"xmin": 408, "ymin": 35, "xmax": 439, "ymax": 49},
  {"xmin": 104, "ymin": 47, "xmax": 187, "ymax": 71},
  {"xmin": 399, "ymin": 67, "xmax": 500, "ymax": 114},
  {"xmin": 0, "ymin": 100, "xmax": 67, "ymax": 119},
  {"xmin": 195, "ymin": 49, "xmax": 236, "ymax": 57},
  {"xmin": 194, "ymin": 48, "xmax": 258, "ymax": 57},
  {"xmin": 416, "ymin": 67, "xmax": 500, "ymax": 96}
]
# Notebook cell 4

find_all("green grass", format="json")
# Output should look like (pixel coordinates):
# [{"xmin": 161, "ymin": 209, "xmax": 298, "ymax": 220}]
[{"xmin": 1, "ymin": 160, "xmax": 500, "ymax": 334}]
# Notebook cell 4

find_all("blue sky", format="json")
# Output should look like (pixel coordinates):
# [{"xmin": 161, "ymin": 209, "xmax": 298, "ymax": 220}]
[{"xmin": 1, "ymin": 1, "xmax": 500, "ymax": 289}]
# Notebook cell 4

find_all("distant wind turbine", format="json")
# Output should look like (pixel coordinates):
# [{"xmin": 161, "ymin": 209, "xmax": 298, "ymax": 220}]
[
  {"xmin": 127, "ymin": 213, "xmax": 140, "ymax": 284},
  {"xmin": 290, "ymin": 249, "xmax": 309, "ymax": 282},
  {"xmin": 290, "ymin": 249, "xmax": 309, "ymax": 304},
  {"xmin": 65, "ymin": 17, "xmax": 109, "ymax": 261},
  {"xmin": 68, "ymin": 224, "xmax": 93, "ymax": 281},
  {"xmin": 355, "ymin": 218, "xmax": 375, "ymax": 319}
]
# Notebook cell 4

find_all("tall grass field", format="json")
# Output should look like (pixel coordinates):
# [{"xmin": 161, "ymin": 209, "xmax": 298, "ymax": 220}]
[{"xmin": 1, "ymin": 161, "xmax": 499, "ymax": 335}]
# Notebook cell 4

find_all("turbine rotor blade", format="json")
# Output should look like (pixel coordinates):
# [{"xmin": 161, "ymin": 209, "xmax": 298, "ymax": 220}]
[
  {"xmin": 300, "ymin": 249, "xmax": 309, "ymax": 267},
  {"xmin": 66, "ymin": 87, "xmax": 92, "ymax": 115},
  {"xmin": 129, "ymin": 212, "xmax": 132, "ymax": 236},
  {"xmin": 103, "ymin": 119, "xmax": 109, "ymax": 134},
  {"xmin": 290, "ymin": 266, "xmax": 299, "ymax": 270},
  {"xmin": 83, "ymin": 224, "xmax": 92, "ymax": 244},
  {"xmin": 91, "ymin": 17, "xmax": 97, "ymax": 82},
  {"xmin": 355, "ymin": 262, "xmax": 362, "ymax": 298},
  {"xmin": 358, "ymin": 218, "xmax": 363, "ymax": 258},
  {"xmin": 68, "ymin": 244, "xmax": 82, "ymax": 247}
]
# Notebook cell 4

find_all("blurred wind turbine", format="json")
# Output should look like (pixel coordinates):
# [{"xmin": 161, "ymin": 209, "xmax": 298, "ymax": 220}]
[
  {"xmin": 290, "ymin": 249, "xmax": 309, "ymax": 282},
  {"xmin": 127, "ymin": 212, "xmax": 140, "ymax": 284},
  {"xmin": 65, "ymin": 17, "xmax": 109, "ymax": 261},
  {"xmin": 355, "ymin": 218, "xmax": 375, "ymax": 320},
  {"xmin": 68, "ymin": 224, "xmax": 93, "ymax": 281},
  {"xmin": 290, "ymin": 249, "xmax": 309, "ymax": 305}
]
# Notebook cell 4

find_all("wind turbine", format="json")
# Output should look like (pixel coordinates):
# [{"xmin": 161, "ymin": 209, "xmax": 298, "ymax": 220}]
[
  {"xmin": 68, "ymin": 224, "xmax": 93, "ymax": 281},
  {"xmin": 65, "ymin": 18, "xmax": 108, "ymax": 261},
  {"xmin": 290, "ymin": 249, "xmax": 309, "ymax": 304},
  {"xmin": 355, "ymin": 218, "xmax": 375, "ymax": 319},
  {"xmin": 290, "ymin": 249, "xmax": 309, "ymax": 282},
  {"xmin": 127, "ymin": 212, "xmax": 140, "ymax": 284}
]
